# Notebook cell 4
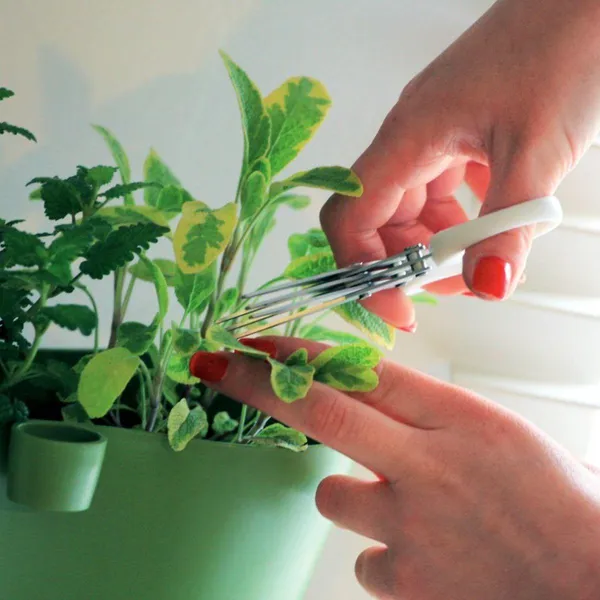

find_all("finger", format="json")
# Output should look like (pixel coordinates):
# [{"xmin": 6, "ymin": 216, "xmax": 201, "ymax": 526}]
[
  {"xmin": 315, "ymin": 475, "xmax": 394, "ymax": 542},
  {"xmin": 464, "ymin": 160, "xmax": 491, "ymax": 201},
  {"xmin": 463, "ymin": 147, "xmax": 559, "ymax": 300},
  {"xmin": 243, "ymin": 336, "xmax": 461, "ymax": 428},
  {"xmin": 194, "ymin": 350, "xmax": 416, "ymax": 480},
  {"xmin": 426, "ymin": 162, "xmax": 467, "ymax": 199},
  {"xmin": 355, "ymin": 545, "xmax": 397, "ymax": 600}
]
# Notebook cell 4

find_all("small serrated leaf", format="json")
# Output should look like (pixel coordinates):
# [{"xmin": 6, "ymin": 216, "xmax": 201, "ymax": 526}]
[
  {"xmin": 42, "ymin": 304, "xmax": 97, "ymax": 336},
  {"xmin": 101, "ymin": 181, "xmax": 160, "ymax": 199},
  {"xmin": 86, "ymin": 165, "xmax": 117, "ymax": 188},
  {"xmin": 172, "ymin": 326, "xmax": 201, "ymax": 355},
  {"xmin": 0, "ymin": 88, "xmax": 15, "ymax": 101},
  {"xmin": 80, "ymin": 222, "xmax": 168, "ymax": 279},
  {"xmin": 0, "ymin": 122, "xmax": 36, "ymax": 142},
  {"xmin": 167, "ymin": 399, "xmax": 208, "ymax": 451},
  {"xmin": 36, "ymin": 179, "xmax": 82, "ymax": 220}
]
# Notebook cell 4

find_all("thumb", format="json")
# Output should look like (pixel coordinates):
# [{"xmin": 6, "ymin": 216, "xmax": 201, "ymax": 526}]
[{"xmin": 462, "ymin": 151, "xmax": 556, "ymax": 300}]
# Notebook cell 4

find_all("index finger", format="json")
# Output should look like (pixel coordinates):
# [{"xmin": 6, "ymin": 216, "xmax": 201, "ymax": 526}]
[{"xmin": 201, "ymin": 351, "xmax": 417, "ymax": 481}]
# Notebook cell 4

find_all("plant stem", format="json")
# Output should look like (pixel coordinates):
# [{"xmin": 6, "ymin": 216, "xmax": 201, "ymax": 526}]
[
  {"xmin": 108, "ymin": 268, "xmax": 125, "ymax": 348},
  {"xmin": 137, "ymin": 361, "xmax": 153, "ymax": 429},
  {"xmin": 77, "ymin": 284, "xmax": 100, "ymax": 353},
  {"xmin": 121, "ymin": 275, "xmax": 137, "ymax": 318},
  {"xmin": 235, "ymin": 404, "xmax": 248, "ymax": 443}
]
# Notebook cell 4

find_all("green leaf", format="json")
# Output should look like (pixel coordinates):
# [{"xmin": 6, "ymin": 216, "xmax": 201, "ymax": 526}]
[
  {"xmin": 166, "ymin": 352, "xmax": 200, "ymax": 385},
  {"xmin": 78, "ymin": 347, "xmax": 140, "ymax": 418},
  {"xmin": 140, "ymin": 255, "xmax": 169, "ymax": 320},
  {"xmin": 272, "ymin": 193, "xmax": 311, "ymax": 210},
  {"xmin": 62, "ymin": 402, "xmax": 91, "ymax": 424},
  {"xmin": 206, "ymin": 325, "xmax": 269, "ymax": 358},
  {"xmin": 271, "ymin": 166, "xmax": 363, "ymax": 197},
  {"xmin": 315, "ymin": 365, "xmax": 379, "ymax": 392},
  {"xmin": 174, "ymin": 262, "xmax": 216, "ymax": 314},
  {"xmin": 214, "ymin": 288, "xmax": 239, "ymax": 320},
  {"xmin": 101, "ymin": 181, "xmax": 160, "ymax": 199},
  {"xmin": 0, "ymin": 227, "xmax": 48, "ymax": 267},
  {"xmin": 48, "ymin": 226, "xmax": 94, "ymax": 264},
  {"xmin": 156, "ymin": 185, "xmax": 187, "ymax": 217},
  {"xmin": 241, "ymin": 170, "xmax": 268, "ymax": 221},
  {"xmin": 411, "ymin": 292, "xmax": 438, "ymax": 305},
  {"xmin": 265, "ymin": 77, "xmax": 331, "ymax": 175},
  {"xmin": 310, "ymin": 343, "xmax": 382, "ymax": 371},
  {"xmin": 94, "ymin": 205, "xmax": 171, "ymax": 232},
  {"xmin": 0, "ymin": 88, "xmax": 15, "ymax": 101},
  {"xmin": 34, "ymin": 179, "xmax": 82, "ymax": 221},
  {"xmin": 172, "ymin": 326, "xmax": 201, "ymax": 355},
  {"xmin": 267, "ymin": 357, "xmax": 314, "ymax": 403},
  {"xmin": 219, "ymin": 50, "xmax": 271, "ymax": 170},
  {"xmin": 284, "ymin": 251, "xmax": 336, "ymax": 279},
  {"xmin": 212, "ymin": 411, "xmax": 239, "ymax": 436},
  {"xmin": 167, "ymin": 399, "xmax": 209, "ymax": 451},
  {"xmin": 143, "ymin": 149, "xmax": 181, "ymax": 207},
  {"xmin": 251, "ymin": 423, "xmax": 307, "ymax": 452},
  {"xmin": 285, "ymin": 348, "xmax": 309, "ymax": 366},
  {"xmin": 92, "ymin": 125, "xmax": 134, "ymax": 205},
  {"xmin": 86, "ymin": 165, "xmax": 117, "ymax": 188},
  {"xmin": 334, "ymin": 302, "xmax": 396, "ymax": 350},
  {"xmin": 42, "ymin": 304, "xmax": 97, "ymax": 336},
  {"xmin": 116, "ymin": 319, "xmax": 159, "ymax": 355},
  {"xmin": 299, "ymin": 324, "xmax": 365, "ymax": 346},
  {"xmin": 0, "ymin": 122, "xmax": 36, "ymax": 142},
  {"xmin": 174, "ymin": 201, "xmax": 237, "ymax": 274},
  {"xmin": 129, "ymin": 258, "xmax": 177, "ymax": 286},
  {"xmin": 288, "ymin": 228, "xmax": 330, "ymax": 260},
  {"xmin": 80, "ymin": 222, "xmax": 169, "ymax": 279}
]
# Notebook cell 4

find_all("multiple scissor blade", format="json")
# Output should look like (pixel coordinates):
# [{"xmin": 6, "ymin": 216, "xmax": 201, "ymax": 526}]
[{"xmin": 217, "ymin": 244, "xmax": 432, "ymax": 338}]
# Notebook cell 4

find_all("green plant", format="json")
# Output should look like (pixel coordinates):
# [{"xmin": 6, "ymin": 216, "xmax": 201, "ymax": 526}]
[{"xmin": 0, "ymin": 54, "xmax": 434, "ymax": 452}]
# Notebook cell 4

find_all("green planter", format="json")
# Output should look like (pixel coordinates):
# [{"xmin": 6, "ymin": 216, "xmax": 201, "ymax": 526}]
[{"xmin": 0, "ymin": 423, "xmax": 351, "ymax": 600}]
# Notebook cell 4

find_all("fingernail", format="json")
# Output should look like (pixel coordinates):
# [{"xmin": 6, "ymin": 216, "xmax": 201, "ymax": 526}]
[
  {"xmin": 463, "ymin": 291, "xmax": 475, "ymax": 297},
  {"xmin": 471, "ymin": 256, "xmax": 512, "ymax": 300},
  {"xmin": 239, "ymin": 337, "xmax": 278, "ymax": 359},
  {"xmin": 189, "ymin": 352, "xmax": 229, "ymax": 383},
  {"xmin": 400, "ymin": 322, "xmax": 417, "ymax": 333}
]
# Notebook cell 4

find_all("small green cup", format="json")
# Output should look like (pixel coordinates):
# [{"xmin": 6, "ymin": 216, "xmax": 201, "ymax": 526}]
[{"xmin": 7, "ymin": 420, "xmax": 107, "ymax": 512}]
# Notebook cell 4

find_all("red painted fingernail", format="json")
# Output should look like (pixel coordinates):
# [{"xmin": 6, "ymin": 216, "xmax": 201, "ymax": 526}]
[
  {"xmin": 239, "ymin": 337, "xmax": 278, "ymax": 359},
  {"xmin": 463, "ymin": 291, "xmax": 476, "ymax": 297},
  {"xmin": 471, "ymin": 257, "xmax": 512, "ymax": 300},
  {"xmin": 400, "ymin": 322, "xmax": 417, "ymax": 333},
  {"xmin": 189, "ymin": 352, "xmax": 229, "ymax": 383}
]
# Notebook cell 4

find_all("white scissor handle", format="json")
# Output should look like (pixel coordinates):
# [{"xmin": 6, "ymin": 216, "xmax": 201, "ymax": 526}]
[{"xmin": 404, "ymin": 196, "xmax": 563, "ymax": 293}]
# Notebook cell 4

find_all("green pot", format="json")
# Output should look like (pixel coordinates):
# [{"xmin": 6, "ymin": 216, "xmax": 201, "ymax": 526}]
[
  {"xmin": 0, "ymin": 424, "xmax": 351, "ymax": 600},
  {"xmin": 7, "ymin": 421, "xmax": 107, "ymax": 512}
]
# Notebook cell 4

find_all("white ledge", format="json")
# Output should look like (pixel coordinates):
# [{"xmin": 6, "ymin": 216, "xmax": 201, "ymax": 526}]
[
  {"xmin": 452, "ymin": 369, "xmax": 600, "ymax": 408},
  {"xmin": 510, "ymin": 290, "xmax": 600, "ymax": 319}
]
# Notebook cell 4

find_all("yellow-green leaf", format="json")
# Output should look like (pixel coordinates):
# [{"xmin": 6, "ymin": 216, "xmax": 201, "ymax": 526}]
[
  {"xmin": 140, "ymin": 255, "xmax": 169, "ymax": 320},
  {"xmin": 241, "ymin": 170, "xmax": 268, "ymax": 221},
  {"xmin": 94, "ymin": 205, "xmax": 172, "ymax": 238},
  {"xmin": 271, "ymin": 166, "xmax": 363, "ymax": 197},
  {"xmin": 166, "ymin": 352, "xmax": 200, "ymax": 385},
  {"xmin": 116, "ymin": 319, "xmax": 159, "ymax": 356},
  {"xmin": 268, "ymin": 358, "xmax": 314, "ymax": 403},
  {"xmin": 92, "ymin": 125, "xmax": 134, "ymax": 205},
  {"xmin": 334, "ymin": 302, "xmax": 396, "ymax": 350},
  {"xmin": 171, "ymin": 326, "xmax": 201, "ymax": 355},
  {"xmin": 129, "ymin": 258, "xmax": 177, "ymax": 286},
  {"xmin": 265, "ymin": 77, "xmax": 331, "ymax": 175},
  {"xmin": 167, "ymin": 399, "xmax": 208, "ymax": 452},
  {"xmin": 251, "ymin": 423, "xmax": 308, "ymax": 452},
  {"xmin": 78, "ymin": 348, "xmax": 140, "ymax": 418},
  {"xmin": 143, "ymin": 149, "xmax": 181, "ymax": 207},
  {"xmin": 174, "ymin": 263, "xmax": 216, "ymax": 314},
  {"xmin": 219, "ymin": 50, "xmax": 271, "ymax": 169},
  {"xmin": 285, "ymin": 348, "xmax": 309, "ymax": 367},
  {"xmin": 205, "ymin": 325, "xmax": 269, "ymax": 359},
  {"xmin": 284, "ymin": 251, "xmax": 336, "ymax": 279},
  {"xmin": 212, "ymin": 411, "xmax": 238, "ymax": 436},
  {"xmin": 173, "ymin": 201, "xmax": 237, "ymax": 274},
  {"xmin": 316, "ymin": 365, "xmax": 379, "ymax": 393},
  {"xmin": 310, "ymin": 343, "xmax": 382, "ymax": 371},
  {"xmin": 214, "ymin": 288, "xmax": 239, "ymax": 320}
]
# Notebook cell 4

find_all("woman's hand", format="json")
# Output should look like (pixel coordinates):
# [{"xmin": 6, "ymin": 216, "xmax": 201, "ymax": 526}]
[
  {"xmin": 191, "ymin": 338, "xmax": 600, "ymax": 600},
  {"xmin": 321, "ymin": 0, "xmax": 600, "ymax": 329}
]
